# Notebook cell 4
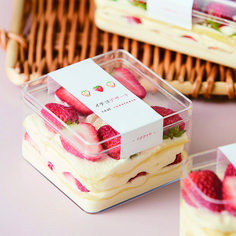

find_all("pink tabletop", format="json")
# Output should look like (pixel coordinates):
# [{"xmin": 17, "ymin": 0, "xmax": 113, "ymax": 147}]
[{"xmin": 0, "ymin": 1, "xmax": 236, "ymax": 235}]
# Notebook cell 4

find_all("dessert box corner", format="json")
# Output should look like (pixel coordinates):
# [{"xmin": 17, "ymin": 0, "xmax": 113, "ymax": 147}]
[{"xmin": 21, "ymin": 49, "xmax": 192, "ymax": 213}]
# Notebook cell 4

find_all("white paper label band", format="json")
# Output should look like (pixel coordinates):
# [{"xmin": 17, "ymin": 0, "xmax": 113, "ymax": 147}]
[
  {"xmin": 147, "ymin": 0, "xmax": 194, "ymax": 30},
  {"xmin": 48, "ymin": 59, "xmax": 164, "ymax": 158}
]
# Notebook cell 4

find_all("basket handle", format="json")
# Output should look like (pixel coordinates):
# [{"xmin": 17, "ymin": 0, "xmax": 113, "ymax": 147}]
[{"xmin": 0, "ymin": 27, "xmax": 27, "ymax": 51}]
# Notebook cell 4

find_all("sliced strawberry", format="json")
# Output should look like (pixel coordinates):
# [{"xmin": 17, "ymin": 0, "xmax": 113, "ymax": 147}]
[
  {"xmin": 182, "ymin": 170, "xmax": 223, "ymax": 212},
  {"xmin": 24, "ymin": 132, "xmax": 41, "ymax": 154},
  {"xmin": 151, "ymin": 106, "xmax": 184, "ymax": 127},
  {"xmin": 222, "ymin": 176, "xmax": 236, "ymax": 216},
  {"xmin": 182, "ymin": 35, "xmax": 197, "ymax": 42},
  {"xmin": 56, "ymin": 87, "xmax": 93, "ymax": 116},
  {"xmin": 63, "ymin": 172, "xmax": 89, "ymax": 192},
  {"xmin": 47, "ymin": 161, "xmax": 54, "ymax": 171},
  {"xmin": 41, "ymin": 103, "xmax": 79, "ymax": 130},
  {"xmin": 24, "ymin": 132, "xmax": 31, "ymax": 142},
  {"xmin": 208, "ymin": 46, "xmax": 218, "ymax": 50},
  {"xmin": 111, "ymin": 67, "xmax": 146, "ymax": 99},
  {"xmin": 127, "ymin": 171, "xmax": 147, "ymax": 183},
  {"xmin": 125, "ymin": 16, "xmax": 142, "ymax": 24},
  {"xmin": 224, "ymin": 163, "xmax": 236, "ymax": 179},
  {"xmin": 205, "ymin": 2, "xmax": 234, "ymax": 21},
  {"xmin": 167, "ymin": 153, "xmax": 182, "ymax": 166},
  {"xmin": 98, "ymin": 125, "xmax": 121, "ymax": 160},
  {"xmin": 60, "ymin": 123, "xmax": 103, "ymax": 161},
  {"xmin": 151, "ymin": 106, "xmax": 185, "ymax": 139}
]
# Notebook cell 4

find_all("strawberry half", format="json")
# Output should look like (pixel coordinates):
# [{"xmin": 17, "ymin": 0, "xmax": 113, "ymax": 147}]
[
  {"xmin": 56, "ymin": 87, "xmax": 93, "ymax": 116},
  {"xmin": 98, "ymin": 125, "xmax": 121, "ymax": 160},
  {"xmin": 24, "ymin": 132, "xmax": 41, "ymax": 154},
  {"xmin": 182, "ymin": 170, "xmax": 224, "ymax": 212},
  {"xmin": 63, "ymin": 172, "xmax": 89, "ymax": 192},
  {"xmin": 127, "ymin": 171, "xmax": 147, "ymax": 183},
  {"xmin": 224, "ymin": 163, "xmax": 236, "ymax": 179},
  {"xmin": 60, "ymin": 122, "xmax": 103, "ymax": 161},
  {"xmin": 41, "ymin": 103, "xmax": 79, "ymax": 130},
  {"xmin": 111, "ymin": 67, "xmax": 146, "ymax": 99},
  {"xmin": 205, "ymin": 2, "xmax": 234, "ymax": 21},
  {"xmin": 47, "ymin": 161, "xmax": 54, "ymax": 171},
  {"xmin": 182, "ymin": 35, "xmax": 198, "ymax": 42},
  {"xmin": 167, "ymin": 153, "xmax": 182, "ymax": 166},
  {"xmin": 151, "ymin": 106, "xmax": 185, "ymax": 139},
  {"xmin": 222, "ymin": 176, "xmax": 236, "ymax": 216},
  {"xmin": 125, "ymin": 16, "xmax": 142, "ymax": 24}
]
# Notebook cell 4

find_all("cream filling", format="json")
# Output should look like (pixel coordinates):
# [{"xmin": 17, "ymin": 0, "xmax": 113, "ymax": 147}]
[
  {"xmin": 23, "ymin": 139, "xmax": 186, "ymax": 213},
  {"xmin": 23, "ymin": 113, "xmax": 189, "ymax": 212},
  {"xmin": 94, "ymin": 0, "xmax": 236, "ymax": 68},
  {"xmin": 23, "ymin": 114, "xmax": 189, "ymax": 179},
  {"xmin": 180, "ymin": 199, "xmax": 236, "ymax": 235}
]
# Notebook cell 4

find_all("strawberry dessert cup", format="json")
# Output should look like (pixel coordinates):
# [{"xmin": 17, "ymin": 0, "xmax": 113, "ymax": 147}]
[
  {"xmin": 22, "ymin": 50, "xmax": 192, "ymax": 213},
  {"xmin": 94, "ymin": 0, "xmax": 236, "ymax": 69},
  {"xmin": 180, "ymin": 148, "xmax": 236, "ymax": 236}
]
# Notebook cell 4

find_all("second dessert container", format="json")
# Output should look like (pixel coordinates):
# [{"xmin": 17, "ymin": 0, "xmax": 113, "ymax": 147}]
[
  {"xmin": 180, "ymin": 143, "xmax": 236, "ymax": 235},
  {"xmin": 94, "ymin": 0, "xmax": 236, "ymax": 68}
]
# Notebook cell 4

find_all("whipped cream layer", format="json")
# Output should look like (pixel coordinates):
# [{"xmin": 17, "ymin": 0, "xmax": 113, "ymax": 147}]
[
  {"xmin": 180, "ymin": 200, "xmax": 236, "ymax": 236},
  {"xmin": 95, "ymin": 0, "xmax": 236, "ymax": 69},
  {"xmin": 23, "ymin": 113, "xmax": 189, "ymax": 213}
]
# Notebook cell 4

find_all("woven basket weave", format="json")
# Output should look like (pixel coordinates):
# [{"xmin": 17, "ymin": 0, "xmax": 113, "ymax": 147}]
[{"xmin": 1, "ymin": 0, "xmax": 236, "ymax": 98}]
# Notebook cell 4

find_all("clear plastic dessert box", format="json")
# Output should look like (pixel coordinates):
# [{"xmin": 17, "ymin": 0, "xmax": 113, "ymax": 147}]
[
  {"xmin": 22, "ymin": 49, "xmax": 192, "ymax": 213},
  {"xmin": 180, "ymin": 145, "xmax": 236, "ymax": 236},
  {"xmin": 94, "ymin": 0, "xmax": 236, "ymax": 69}
]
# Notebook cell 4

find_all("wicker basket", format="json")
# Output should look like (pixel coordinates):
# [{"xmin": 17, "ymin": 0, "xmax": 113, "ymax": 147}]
[{"xmin": 1, "ymin": 0, "xmax": 236, "ymax": 98}]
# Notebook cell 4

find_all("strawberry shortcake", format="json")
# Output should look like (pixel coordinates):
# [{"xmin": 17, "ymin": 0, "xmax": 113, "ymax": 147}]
[
  {"xmin": 94, "ymin": 0, "xmax": 236, "ymax": 68},
  {"xmin": 22, "ymin": 50, "xmax": 192, "ymax": 213}
]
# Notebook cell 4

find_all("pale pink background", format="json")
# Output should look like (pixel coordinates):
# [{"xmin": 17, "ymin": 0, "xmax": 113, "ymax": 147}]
[{"xmin": 0, "ymin": 1, "xmax": 236, "ymax": 235}]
